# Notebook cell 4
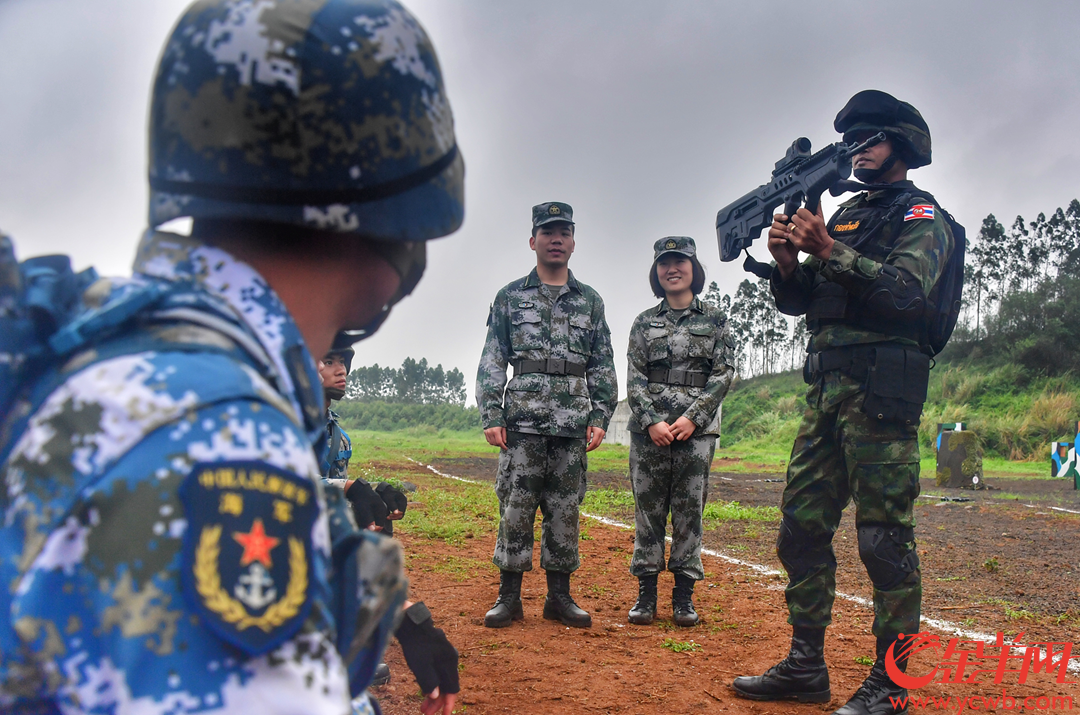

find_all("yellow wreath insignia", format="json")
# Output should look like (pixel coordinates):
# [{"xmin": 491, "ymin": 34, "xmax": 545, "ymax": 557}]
[{"xmin": 194, "ymin": 525, "xmax": 307, "ymax": 632}]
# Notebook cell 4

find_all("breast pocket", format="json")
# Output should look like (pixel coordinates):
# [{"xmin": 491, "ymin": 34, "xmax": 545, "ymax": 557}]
[
  {"xmin": 569, "ymin": 314, "xmax": 592, "ymax": 357},
  {"xmin": 510, "ymin": 309, "xmax": 543, "ymax": 351},
  {"xmin": 688, "ymin": 325, "xmax": 715, "ymax": 358},
  {"xmin": 646, "ymin": 327, "xmax": 670, "ymax": 362}
]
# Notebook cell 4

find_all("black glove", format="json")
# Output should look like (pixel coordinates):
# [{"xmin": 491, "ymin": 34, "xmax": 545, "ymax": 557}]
[
  {"xmin": 346, "ymin": 479, "xmax": 389, "ymax": 531},
  {"xmin": 374, "ymin": 482, "xmax": 408, "ymax": 535},
  {"xmin": 395, "ymin": 602, "xmax": 460, "ymax": 695},
  {"xmin": 375, "ymin": 482, "xmax": 408, "ymax": 516}
]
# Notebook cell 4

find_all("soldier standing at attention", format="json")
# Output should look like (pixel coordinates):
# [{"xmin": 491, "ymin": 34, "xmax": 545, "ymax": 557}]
[
  {"xmin": 477, "ymin": 202, "xmax": 618, "ymax": 629},
  {"xmin": 625, "ymin": 237, "xmax": 735, "ymax": 627},
  {"xmin": 0, "ymin": 1, "xmax": 463, "ymax": 713},
  {"xmin": 732, "ymin": 90, "xmax": 956, "ymax": 715}
]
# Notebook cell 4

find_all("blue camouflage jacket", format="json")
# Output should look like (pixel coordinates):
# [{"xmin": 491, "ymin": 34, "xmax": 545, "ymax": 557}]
[
  {"xmin": 0, "ymin": 231, "xmax": 396, "ymax": 715},
  {"xmin": 322, "ymin": 409, "xmax": 354, "ymax": 480}
]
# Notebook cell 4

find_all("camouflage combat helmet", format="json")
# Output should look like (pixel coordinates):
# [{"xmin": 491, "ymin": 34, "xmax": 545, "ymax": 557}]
[
  {"xmin": 834, "ymin": 89, "xmax": 931, "ymax": 171},
  {"xmin": 148, "ymin": 0, "xmax": 464, "ymax": 243}
]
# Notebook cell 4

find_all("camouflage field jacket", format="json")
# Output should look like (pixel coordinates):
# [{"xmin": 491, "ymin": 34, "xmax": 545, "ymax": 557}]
[
  {"xmin": 476, "ymin": 268, "xmax": 617, "ymax": 438},
  {"xmin": 626, "ymin": 297, "xmax": 736, "ymax": 436}
]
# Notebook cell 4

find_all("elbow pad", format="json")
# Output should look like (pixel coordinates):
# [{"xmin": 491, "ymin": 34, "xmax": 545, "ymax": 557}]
[{"xmin": 862, "ymin": 265, "xmax": 925, "ymax": 322}]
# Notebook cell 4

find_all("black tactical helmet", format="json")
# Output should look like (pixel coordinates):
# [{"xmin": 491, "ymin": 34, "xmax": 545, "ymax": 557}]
[
  {"xmin": 324, "ymin": 346, "xmax": 355, "ymax": 374},
  {"xmin": 834, "ymin": 90, "xmax": 931, "ymax": 169}
]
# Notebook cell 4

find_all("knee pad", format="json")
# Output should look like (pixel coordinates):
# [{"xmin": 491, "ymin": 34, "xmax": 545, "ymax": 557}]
[
  {"xmin": 776, "ymin": 516, "xmax": 835, "ymax": 582},
  {"xmin": 857, "ymin": 524, "xmax": 919, "ymax": 591}
]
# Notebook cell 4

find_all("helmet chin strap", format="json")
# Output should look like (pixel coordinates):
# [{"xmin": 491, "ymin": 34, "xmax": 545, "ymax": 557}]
[{"xmin": 853, "ymin": 153, "xmax": 898, "ymax": 183}]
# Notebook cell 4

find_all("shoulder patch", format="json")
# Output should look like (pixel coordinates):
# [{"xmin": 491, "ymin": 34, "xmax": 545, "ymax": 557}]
[
  {"xmin": 904, "ymin": 205, "xmax": 935, "ymax": 221},
  {"xmin": 179, "ymin": 461, "xmax": 317, "ymax": 655}
]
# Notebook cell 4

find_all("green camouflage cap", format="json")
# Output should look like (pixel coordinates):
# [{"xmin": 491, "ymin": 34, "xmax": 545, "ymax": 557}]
[
  {"xmin": 532, "ymin": 202, "xmax": 574, "ymax": 228},
  {"xmin": 652, "ymin": 236, "xmax": 697, "ymax": 260}
]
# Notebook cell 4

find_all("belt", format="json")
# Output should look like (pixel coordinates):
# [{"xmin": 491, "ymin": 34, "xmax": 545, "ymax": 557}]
[
  {"xmin": 514, "ymin": 358, "xmax": 586, "ymax": 377},
  {"xmin": 647, "ymin": 368, "xmax": 708, "ymax": 388}
]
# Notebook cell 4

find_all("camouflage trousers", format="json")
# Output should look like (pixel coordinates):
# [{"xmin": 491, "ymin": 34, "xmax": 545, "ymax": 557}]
[
  {"xmin": 781, "ymin": 370, "xmax": 921, "ymax": 639},
  {"xmin": 493, "ymin": 432, "xmax": 587, "ymax": 573},
  {"xmin": 628, "ymin": 432, "xmax": 715, "ymax": 580}
]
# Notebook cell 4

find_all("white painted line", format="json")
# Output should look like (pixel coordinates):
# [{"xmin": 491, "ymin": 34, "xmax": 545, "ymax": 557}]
[
  {"xmin": 409, "ymin": 457, "xmax": 1080, "ymax": 672},
  {"xmin": 406, "ymin": 456, "xmax": 483, "ymax": 485},
  {"xmin": 1050, "ymin": 505, "xmax": 1080, "ymax": 515}
]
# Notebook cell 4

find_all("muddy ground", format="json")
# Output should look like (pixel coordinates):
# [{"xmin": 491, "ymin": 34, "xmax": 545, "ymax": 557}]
[{"xmin": 372, "ymin": 456, "xmax": 1079, "ymax": 714}]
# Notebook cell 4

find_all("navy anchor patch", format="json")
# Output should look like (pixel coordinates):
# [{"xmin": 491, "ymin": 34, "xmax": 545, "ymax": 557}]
[{"xmin": 180, "ymin": 461, "xmax": 317, "ymax": 655}]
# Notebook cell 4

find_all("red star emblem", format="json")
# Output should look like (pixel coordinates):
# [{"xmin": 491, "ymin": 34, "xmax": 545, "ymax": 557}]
[{"xmin": 232, "ymin": 518, "xmax": 280, "ymax": 568}]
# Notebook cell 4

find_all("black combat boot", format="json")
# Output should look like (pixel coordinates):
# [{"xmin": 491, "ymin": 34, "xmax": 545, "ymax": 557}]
[
  {"xmin": 627, "ymin": 574, "xmax": 658, "ymax": 625},
  {"xmin": 371, "ymin": 662, "xmax": 391, "ymax": 686},
  {"xmin": 542, "ymin": 571, "xmax": 592, "ymax": 628},
  {"xmin": 671, "ymin": 573, "xmax": 699, "ymax": 627},
  {"xmin": 833, "ymin": 635, "xmax": 908, "ymax": 715},
  {"xmin": 732, "ymin": 626, "xmax": 831, "ymax": 702},
  {"xmin": 483, "ymin": 570, "xmax": 524, "ymax": 628}
]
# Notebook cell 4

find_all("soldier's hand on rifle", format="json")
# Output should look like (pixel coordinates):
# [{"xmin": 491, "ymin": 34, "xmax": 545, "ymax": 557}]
[
  {"xmin": 767, "ymin": 213, "xmax": 802, "ymax": 279},
  {"xmin": 484, "ymin": 426, "xmax": 508, "ymax": 450},
  {"xmin": 788, "ymin": 204, "xmax": 834, "ymax": 261},
  {"xmin": 648, "ymin": 421, "xmax": 674, "ymax": 447},
  {"xmin": 586, "ymin": 425, "xmax": 606, "ymax": 452},
  {"xmin": 670, "ymin": 416, "xmax": 697, "ymax": 441}
]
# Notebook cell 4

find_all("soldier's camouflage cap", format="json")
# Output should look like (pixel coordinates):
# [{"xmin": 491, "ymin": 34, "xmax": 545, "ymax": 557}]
[
  {"xmin": 148, "ymin": 0, "xmax": 464, "ymax": 242},
  {"xmin": 532, "ymin": 202, "xmax": 574, "ymax": 228},
  {"xmin": 834, "ymin": 89, "xmax": 931, "ymax": 169},
  {"xmin": 652, "ymin": 236, "xmax": 696, "ymax": 260}
]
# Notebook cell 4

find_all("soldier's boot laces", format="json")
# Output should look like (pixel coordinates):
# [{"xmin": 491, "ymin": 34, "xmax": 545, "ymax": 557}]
[
  {"xmin": 484, "ymin": 570, "xmax": 524, "ymax": 628},
  {"xmin": 671, "ymin": 573, "xmax": 699, "ymax": 627},
  {"xmin": 833, "ymin": 636, "xmax": 908, "ymax": 715},
  {"xmin": 732, "ymin": 626, "xmax": 831, "ymax": 702},
  {"xmin": 627, "ymin": 574, "xmax": 658, "ymax": 625},
  {"xmin": 542, "ymin": 570, "xmax": 592, "ymax": 628}
]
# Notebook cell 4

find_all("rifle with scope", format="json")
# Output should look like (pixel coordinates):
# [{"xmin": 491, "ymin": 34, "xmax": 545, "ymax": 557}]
[{"xmin": 715, "ymin": 132, "xmax": 885, "ymax": 277}]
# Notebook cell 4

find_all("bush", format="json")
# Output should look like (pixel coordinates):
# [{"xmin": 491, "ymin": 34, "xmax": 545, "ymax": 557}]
[{"xmin": 333, "ymin": 400, "xmax": 480, "ymax": 432}]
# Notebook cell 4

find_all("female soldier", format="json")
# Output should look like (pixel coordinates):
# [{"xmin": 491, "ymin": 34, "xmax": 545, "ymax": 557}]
[{"xmin": 625, "ymin": 237, "xmax": 736, "ymax": 626}]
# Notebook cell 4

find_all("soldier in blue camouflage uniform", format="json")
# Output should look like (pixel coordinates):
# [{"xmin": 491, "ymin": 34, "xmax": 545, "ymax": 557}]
[
  {"xmin": 317, "ymin": 346, "xmax": 394, "ymax": 687},
  {"xmin": 625, "ymin": 237, "xmax": 735, "ymax": 627},
  {"xmin": 0, "ymin": 2, "xmax": 463, "ymax": 714},
  {"xmin": 477, "ymin": 202, "xmax": 618, "ymax": 629},
  {"xmin": 733, "ymin": 91, "xmax": 955, "ymax": 715},
  {"xmin": 318, "ymin": 349, "xmax": 405, "ymax": 536},
  {"xmin": 320, "ymin": 348, "xmax": 355, "ymax": 482}
]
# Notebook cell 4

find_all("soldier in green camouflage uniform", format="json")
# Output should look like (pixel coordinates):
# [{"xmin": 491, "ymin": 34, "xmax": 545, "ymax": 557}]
[
  {"xmin": 626, "ymin": 237, "xmax": 735, "ymax": 627},
  {"xmin": 733, "ymin": 91, "xmax": 956, "ymax": 715},
  {"xmin": 476, "ymin": 202, "xmax": 617, "ymax": 629}
]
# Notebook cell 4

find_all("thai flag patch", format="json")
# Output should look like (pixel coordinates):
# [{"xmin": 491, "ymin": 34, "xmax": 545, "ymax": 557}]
[{"xmin": 904, "ymin": 205, "xmax": 935, "ymax": 221}]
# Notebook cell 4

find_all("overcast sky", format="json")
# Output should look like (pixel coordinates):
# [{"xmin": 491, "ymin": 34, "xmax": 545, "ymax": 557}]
[{"xmin": 2, "ymin": 0, "xmax": 1079, "ymax": 405}]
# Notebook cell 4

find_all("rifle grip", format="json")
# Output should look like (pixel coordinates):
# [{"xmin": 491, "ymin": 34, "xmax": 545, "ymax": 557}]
[
  {"xmin": 783, "ymin": 196, "xmax": 801, "ymax": 220},
  {"xmin": 805, "ymin": 190, "xmax": 822, "ymax": 215}
]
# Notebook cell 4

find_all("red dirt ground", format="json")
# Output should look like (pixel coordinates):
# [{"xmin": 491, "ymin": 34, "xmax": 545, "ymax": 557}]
[{"xmin": 371, "ymin": 458, "xmax": 1079, "ymax": 715}]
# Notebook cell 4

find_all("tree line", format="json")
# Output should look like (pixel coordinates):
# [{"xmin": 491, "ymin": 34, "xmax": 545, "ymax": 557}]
[
  {"xmin": 705, "ymin": 198, "xmax": 1080, "ymax": 378},
  {"xmin": 345, "ymin": 357, "xmax": 467, "ymax": 405}
]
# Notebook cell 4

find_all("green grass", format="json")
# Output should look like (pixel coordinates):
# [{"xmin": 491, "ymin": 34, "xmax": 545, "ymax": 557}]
[
  {"xmin": 581, "ymin": 488, "xmax": 636, "ymax": 516},
  {"xmin": 395, "ymin": 480, "xmax": 499, "ymax": 545},
  {"xmin": 661, "ymin": 638, "xmax": 702, "ymax": 653},
  {"xmin": 702, "ymin": 500, "xmax": 780, "ymax": 522},
  {"xmin": 854, "ymin": 655, "xmax": 875, "ymax": 666}
]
